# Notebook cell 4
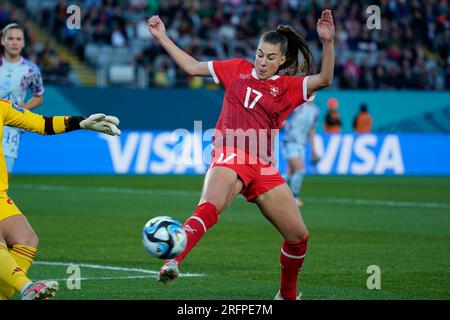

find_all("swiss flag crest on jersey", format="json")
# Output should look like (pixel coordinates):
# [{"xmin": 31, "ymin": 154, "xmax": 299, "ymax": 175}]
[
  {"xmin": 270, "ymin": 85, "xmax": 280, "ymax": 97},
  {"xmin": 207, "ymin": 58, "xmax": 315, "ymax": 161}
]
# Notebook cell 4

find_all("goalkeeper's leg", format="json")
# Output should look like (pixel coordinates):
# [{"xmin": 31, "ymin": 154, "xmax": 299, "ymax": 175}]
[
  {"xmin": 0, "ymin": 212, "xmax": 39, "ymax": 299},
  {"xmin": 0, "ymin": 232, "xmax": 32, "ymax": 299}
]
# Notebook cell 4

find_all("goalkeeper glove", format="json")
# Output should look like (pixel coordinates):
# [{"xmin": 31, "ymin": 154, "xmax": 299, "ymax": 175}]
[{"xmin": 80, "ymin": 113, "xmax": 121, "ymax": 136}]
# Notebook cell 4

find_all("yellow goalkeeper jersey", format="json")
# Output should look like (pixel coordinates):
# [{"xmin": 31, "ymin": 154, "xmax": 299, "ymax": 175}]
[{"xmin": 0, "ymin": 98, "xmax": 67, "ymax": 193}]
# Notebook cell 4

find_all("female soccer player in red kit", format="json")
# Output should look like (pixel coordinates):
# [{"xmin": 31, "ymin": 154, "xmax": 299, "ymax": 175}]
[{"xmin": 148, "ymin": 10, "xmax": 334, "ymax": 300}]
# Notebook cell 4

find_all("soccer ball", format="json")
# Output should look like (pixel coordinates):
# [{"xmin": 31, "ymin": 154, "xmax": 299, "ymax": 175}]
[{"xmin": 142, "ymin": 216, "xmax": 187, "ymax": 259}]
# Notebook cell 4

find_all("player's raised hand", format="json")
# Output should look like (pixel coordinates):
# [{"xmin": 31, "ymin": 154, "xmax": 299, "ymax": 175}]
[
  {"xmin": 80, "ymin": 113, "xmax": 121, "ymax": 136},
  {"xmin": 148, "ymin": 15, "xmax": 166, "ymax": 40},
  {"xmin": 317, "ymin": 10, "xmax": 335, "ymax": 41}
]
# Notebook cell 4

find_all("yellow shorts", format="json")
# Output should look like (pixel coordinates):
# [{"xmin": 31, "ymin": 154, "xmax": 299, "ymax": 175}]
[{"xmin": 0, "ymin": 195, "xmax": 22, "ymax": 222}]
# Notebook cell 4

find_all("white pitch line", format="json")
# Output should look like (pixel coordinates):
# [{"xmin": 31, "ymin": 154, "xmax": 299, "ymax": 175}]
[
  {"xmin": 13, "ymin": 183, "xmax": 450, "ymax": 209},
  {"xmin": 14, "ymin": 183, "xmax": 199, "ymax": 197},
  {"xmin": 34, "ymin": 261, "xmax": 205, "ymax": 278},
  {"xmin": 45, "ymin": 275, "xmax": 154, "ymax": 282}
]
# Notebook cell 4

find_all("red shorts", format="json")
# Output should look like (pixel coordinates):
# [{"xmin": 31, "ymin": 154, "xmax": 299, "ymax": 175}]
[{"xmin": 209, "ymin": 147, "xmax": 286, "ymax": 201}]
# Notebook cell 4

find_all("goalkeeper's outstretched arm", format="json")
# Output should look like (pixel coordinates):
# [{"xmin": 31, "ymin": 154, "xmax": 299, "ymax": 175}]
[{"xmin": 1, "ymin": 100, "xmax": 121, "ymax": 136}]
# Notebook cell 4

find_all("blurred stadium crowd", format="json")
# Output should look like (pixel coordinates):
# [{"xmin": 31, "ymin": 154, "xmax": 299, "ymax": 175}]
[{"xmin": 1, "ymin": 0, "xmax": 449, "ymax": 89}]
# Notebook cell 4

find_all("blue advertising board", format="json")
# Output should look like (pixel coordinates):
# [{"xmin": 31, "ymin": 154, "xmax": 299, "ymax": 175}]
[{"xmin": 14, "ymin": 130, "xmax": 450, "ymax": 176}]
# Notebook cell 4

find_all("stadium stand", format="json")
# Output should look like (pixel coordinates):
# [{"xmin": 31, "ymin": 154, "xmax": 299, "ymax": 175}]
[{"xmin": 2, "ymin": 0, "xmax": 448, "ymax": 90}]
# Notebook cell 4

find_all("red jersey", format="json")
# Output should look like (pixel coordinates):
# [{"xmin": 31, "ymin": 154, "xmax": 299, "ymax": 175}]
[{"xmin": 208, "ymin": 58, "xmax": 314, "ymax": 163}]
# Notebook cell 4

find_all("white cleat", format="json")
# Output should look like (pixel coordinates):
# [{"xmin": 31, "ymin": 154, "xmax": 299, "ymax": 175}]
[
  {"xmin": 274, "ymin": 291, "xmax": 302, "ymax": 300},
  {"xmin": 157, "ymin": 260, "xmax": 179, "ymax": 284},
  {"xmin": 21, "ymin": 281, "xmax": 59, "ymax": 300}
]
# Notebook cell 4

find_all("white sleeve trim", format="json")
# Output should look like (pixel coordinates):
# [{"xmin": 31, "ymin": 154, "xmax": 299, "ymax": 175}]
[
  {"xmin": 208, "ymin": 61, "xmax": 220, "ymax": 84},
  {"xmin": 303, "ymin": 76, "xmax": 316, "ymax": 102}
]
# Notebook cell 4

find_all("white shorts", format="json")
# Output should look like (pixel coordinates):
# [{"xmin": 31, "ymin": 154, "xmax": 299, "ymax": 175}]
[
  {"xmin": 5, "ymin": 156, "xmax": 16, "ymax": 173},
  {"xmin": 281, "ymin": 142, "xmax": 306, "ymax": 161},
  {"xmin": 2, "ymin": 126, "xmax": 22, "ymax": 160}
]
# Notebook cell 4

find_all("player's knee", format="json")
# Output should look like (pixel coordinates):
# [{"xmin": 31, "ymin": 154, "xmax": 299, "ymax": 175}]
[
  {"xmin": 26, "ymin": 234, "xmax": 39, "ymax": 248},
  {"xmin": 286, "ymin": 230, "xmax": 309, "ymax": 243},
  {"xmin": 14, "ymin": 232, "xmax": 39, "ymax": 248},
  {"xmin": 299, "ymin": 231, "xmax": 309, "ymax": 242}
]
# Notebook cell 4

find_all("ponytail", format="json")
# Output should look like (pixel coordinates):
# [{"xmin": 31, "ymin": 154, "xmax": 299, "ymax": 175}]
[{"xmin": 261, "ymin": 25, "xmax": 313, "ymax": 76}]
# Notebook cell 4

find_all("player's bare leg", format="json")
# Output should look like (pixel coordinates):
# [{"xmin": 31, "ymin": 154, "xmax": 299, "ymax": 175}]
[
  {"xmin": 255, "ymin": 183, "xmax": 308, "ymax": 241},
  {"xmin": 0, "ymin": 215, "xmax": 39, "ymax": 299},
  {"xmin": 158, "ymin": 166, "xmax": 243, "ymax": 284},
  {"xmin": 255, "ymin": 183, "xmax": 308, "ymax": 300},
  {"xmin": 287, "ymin": 157, "xmax": 305, "ymax": 207},
  {"xmin": 0, "ymin": 215, "xmax": 39, "ymax": 248},
  {"xmin": 284, "ymin": 159, "xmax": 294, "ymax": 181},
  {"xmin": 197, "ymin": 166, "xmax": 244, "ymax": 211}
]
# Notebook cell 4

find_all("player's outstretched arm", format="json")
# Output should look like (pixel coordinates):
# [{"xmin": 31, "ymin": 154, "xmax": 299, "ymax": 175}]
[
  {"xmin": 147, "ymin": 15, "xmax": 210, "ymax": 77},
  {"xmin": 306, "ymin": 10, "xmax": 335, "ymax": 95},
  {"xmin": 2, "ymin": 100, "xmax": 121, "ymax": 136}
]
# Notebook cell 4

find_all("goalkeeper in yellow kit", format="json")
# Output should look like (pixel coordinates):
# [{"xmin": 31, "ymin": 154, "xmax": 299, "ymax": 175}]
[{"xmin": 0, "ymin": 98, "xmax": 121, "ymax": 300}]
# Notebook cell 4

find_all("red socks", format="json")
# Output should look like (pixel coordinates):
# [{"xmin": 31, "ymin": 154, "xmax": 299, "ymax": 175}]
[
  {"xmin": 173, "ymin": 202, "xmax": 219, "ymax": 265},
  {"xmin": 280, "ymin": 237, "xmax": 308, "ymax": 300}
]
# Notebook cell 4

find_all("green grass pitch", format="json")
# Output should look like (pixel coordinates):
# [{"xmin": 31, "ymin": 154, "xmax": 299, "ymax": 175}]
[{"xmin": 7, "ymin": 175, "xmax": 450, "ymax": 300}]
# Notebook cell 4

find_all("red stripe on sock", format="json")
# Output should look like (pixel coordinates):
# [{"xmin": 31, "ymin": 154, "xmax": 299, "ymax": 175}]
[
  {"xmin": 13, "ymin": 246, "xmax": 36, "ymax": 256},
  {"xmin": 11, "ymin": 248, "xmax": 35, "ymax": 260}
]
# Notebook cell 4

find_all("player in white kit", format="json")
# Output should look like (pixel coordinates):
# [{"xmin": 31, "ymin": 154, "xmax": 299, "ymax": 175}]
[
  {"xmin": 281, "ymin": 101, "xmax": 320, "ymax": 207},
  {"xmin": 0, "ymin": 23, "xmax": 44, "ymax": 174}
]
